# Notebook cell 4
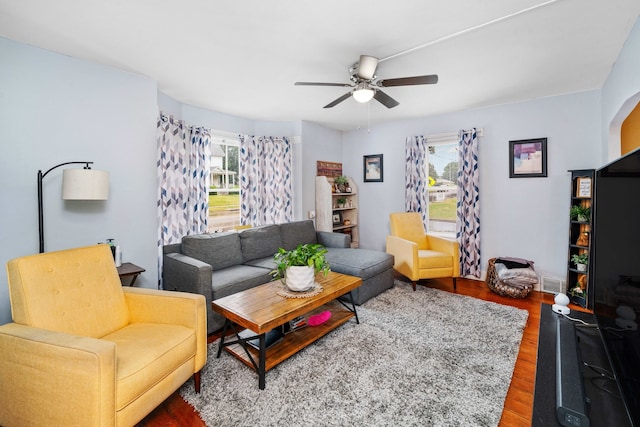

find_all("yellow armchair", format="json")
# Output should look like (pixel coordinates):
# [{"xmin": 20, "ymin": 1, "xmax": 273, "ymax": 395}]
[
  {"xmin": 386, "ymin": 212, "xmax": 460, "ymax": 291},
  {"xmin": 0, "ymin": 245, "xmax": 207, "ymax": 427}
]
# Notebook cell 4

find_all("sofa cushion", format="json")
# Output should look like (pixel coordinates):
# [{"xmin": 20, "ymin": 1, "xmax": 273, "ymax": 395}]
[
  {"xmin": 244, "ymin": 256, "xmax": 277, "ymax": 271},
  {"xmin": 240, "ymin": 225, "xmax": 283, "ymax": 262},
  {"xmin": 182, "ymin": 232, "xmax": 243, "ymax": 271},
  {"xmin": 212, "ymin": 265, "xmax": 273, "ymax": 300},
  {"xmin": 417, "ymin": 250, "xmax": 453, "ymax": 269},
  {"xmin": 325, "ymin": 248, "xmax": 394, "ymax": 280},
  {"xmin": 279, "ymin": 220, "xmax": 318, "ymax": 251}
]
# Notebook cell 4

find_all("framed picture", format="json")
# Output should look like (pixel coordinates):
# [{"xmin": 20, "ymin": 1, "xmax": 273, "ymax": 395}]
[
  {"xmin": 576, "ymin": 177, "xmax": 592, "ymax": 198},
  {"xmin": 332, "ymin": 212, "xmax": 342, "ymax": 225},
  {"xmin": 364, "ymin": 154, "xmax": 383, "ymax": 182},
  {"xmin": 316, "ymin": 160, "xmax": 342, "ymax": 177},
  {"xmin": 509, "ymin": 138, "xmax": 547, "ymax": 178}
]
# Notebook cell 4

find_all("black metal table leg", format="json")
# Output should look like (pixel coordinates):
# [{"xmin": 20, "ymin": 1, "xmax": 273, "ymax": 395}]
[
  {"xmin": 348, "ymin": 291, "xmax": 360, "ymax": 324},
  {"xmin": 258, "ymin": 333, "xmax": 266, "ymax": 390},
  {"xmin": 216, "ymin": 319, "xmax": 230, "ymax": 358}
]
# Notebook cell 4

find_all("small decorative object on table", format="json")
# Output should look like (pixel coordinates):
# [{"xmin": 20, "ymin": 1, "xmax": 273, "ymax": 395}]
[
  {"xmin": 308, "ymin": 310, "xmax": 332, "ymax": 326},
  {"xmin": 272, "ymin": 243, "xmax": 330, "ymax": 292}
]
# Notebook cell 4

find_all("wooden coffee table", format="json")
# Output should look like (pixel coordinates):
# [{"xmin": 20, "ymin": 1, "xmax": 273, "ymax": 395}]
[{"xmin": 212, "ymin": 271, "xmax": 362, "ymax": 389}]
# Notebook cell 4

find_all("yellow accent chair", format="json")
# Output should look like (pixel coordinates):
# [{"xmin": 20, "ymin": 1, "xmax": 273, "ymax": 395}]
[
  {"xmin": 386, "ymin": 212, "xmax": 460, "ymax": 291},
  {"xmin": 0, "ymin": 245, "xmax": 207, "ymax": 427}
]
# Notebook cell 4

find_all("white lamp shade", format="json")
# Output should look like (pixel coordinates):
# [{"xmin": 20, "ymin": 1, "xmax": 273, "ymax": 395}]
[
  {"xmin": 352, "ymin": 88, "xmax": 375, "ymax": 103},
  {"xmin": 62, "ymin": 169, "xmax": 109, "ymax": 200}
]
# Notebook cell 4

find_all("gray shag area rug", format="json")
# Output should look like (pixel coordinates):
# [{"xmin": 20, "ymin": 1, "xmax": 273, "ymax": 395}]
[{"xmin": 180, "ymin": 282, "xmax": 528, "ymax": 427}]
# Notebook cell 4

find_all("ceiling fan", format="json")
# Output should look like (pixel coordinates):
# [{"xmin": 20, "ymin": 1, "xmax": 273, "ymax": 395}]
[{"xmin": 295, "ymin": 55, "xmax": 438, "ymax": 109}]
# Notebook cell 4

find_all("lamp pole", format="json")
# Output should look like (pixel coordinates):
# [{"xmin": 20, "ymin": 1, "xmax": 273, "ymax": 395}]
[{"xmin": 37, "ymin": 161, "xmax": 93, "ymax": 253}]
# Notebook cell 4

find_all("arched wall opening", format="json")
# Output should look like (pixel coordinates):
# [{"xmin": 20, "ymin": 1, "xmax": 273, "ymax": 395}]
[
  {"xmin": 609, "ymin": 92, "xmax": 640, "ymax": 159},
  {"xmin": 621, "ymin": 101, "xmax": 640, "ymax": 155}
]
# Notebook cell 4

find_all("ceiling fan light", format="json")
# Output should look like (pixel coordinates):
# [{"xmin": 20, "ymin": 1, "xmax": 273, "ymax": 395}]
[{"xmin": 353, "ymin": 88, "xmax": 374, "ymax": 103}]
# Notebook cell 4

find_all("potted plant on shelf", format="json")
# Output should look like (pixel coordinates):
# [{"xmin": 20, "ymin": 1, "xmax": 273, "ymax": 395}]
[
  {"xmin": 568, "ymin": 285, "xmax": 585, "ymax": 298},
  {"xmin": 571, "ymin": 253, "xmax": 588, "ymax": 272},
  {"xmin": 570, "ymin": 205, "xmax": 590, "ymax": 222},
  {"xmin": 336, "ymin": 197, "xmax": 347, "ymax": 208},
  {"xmin": 334, "ymin": 175, "xmax": 349, "ymax": 193},
  {"xmin": 271, "ymin": 244, "xmax": 330, "ymax": 291}
]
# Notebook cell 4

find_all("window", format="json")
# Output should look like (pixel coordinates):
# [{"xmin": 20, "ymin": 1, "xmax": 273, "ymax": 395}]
[
  {"xmin": 426, "ymin": 141, "xmax": 458, "ymax": 238},
  {"xmin": 208, "ymin": 136, "xmax": 240, "ymax": 232}
]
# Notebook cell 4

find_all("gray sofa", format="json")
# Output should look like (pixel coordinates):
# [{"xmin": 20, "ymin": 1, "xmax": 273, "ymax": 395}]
[{"xmin": 163, "ymin": 220, "xmax": 394, "ymax": 333}]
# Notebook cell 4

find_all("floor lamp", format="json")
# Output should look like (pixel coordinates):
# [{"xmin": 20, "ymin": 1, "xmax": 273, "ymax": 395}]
[{"xmin": 37, "ymin": 161, "xmax": 109, "ymax": 253}]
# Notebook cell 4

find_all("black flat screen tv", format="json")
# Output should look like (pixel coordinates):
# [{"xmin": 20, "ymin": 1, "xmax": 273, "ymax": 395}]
[{"xmin": 592, "ymin": 147, "xmax": 640, "ymax": 426}]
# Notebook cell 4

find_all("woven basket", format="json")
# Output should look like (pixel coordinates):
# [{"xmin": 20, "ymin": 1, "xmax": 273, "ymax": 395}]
[{"xmin": 486, "ymin": 258, "xmax": 533, "ymax": 299}]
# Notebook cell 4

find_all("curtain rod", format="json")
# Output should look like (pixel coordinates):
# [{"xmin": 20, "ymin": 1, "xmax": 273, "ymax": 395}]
[
  {"xmin": 425, "ymin": 128, "xmax": 484, "ymax": 143},
  {"xmin": 159, "ymin": 112, "xmax": 241, "ymax": 141}
]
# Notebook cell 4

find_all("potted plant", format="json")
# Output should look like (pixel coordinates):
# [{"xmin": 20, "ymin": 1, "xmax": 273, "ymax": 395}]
[
  {"xmin": 571, "ymin": 253, "xmax": 588, "ymax": 271},
  {"xmin": 271, "ymin": 244, "xmax": 330, "ymax": 291},
  {"xmin": 334, "ymin": 175, "xmax": 349, "ymax": 192},
  {"xmin": 570, "ymin": 205, "xmax": 590, "ymax": 222},
  {"xmin": 568, "ymin": 285, "xmax": 585, "ymax": 298},
  {"xmin": 336, "ymin": 197, "xmax": 347, "ymax": 208}
]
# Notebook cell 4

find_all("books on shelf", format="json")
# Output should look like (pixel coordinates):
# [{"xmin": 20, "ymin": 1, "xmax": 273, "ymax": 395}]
[{"xmin": 237, "ymin": 315, "xmax": 307, "ymax": 350}]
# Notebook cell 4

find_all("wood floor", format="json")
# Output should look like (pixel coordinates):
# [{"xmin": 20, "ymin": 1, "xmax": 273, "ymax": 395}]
[{"xmin": 137, "ymin": 276, "xmax": 568, "ymax": 426}]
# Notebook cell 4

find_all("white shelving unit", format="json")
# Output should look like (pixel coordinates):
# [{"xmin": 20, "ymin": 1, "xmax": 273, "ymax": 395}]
[{"xmin": 315, "ymin": 176, "xmax": 359, "ymax": 248}]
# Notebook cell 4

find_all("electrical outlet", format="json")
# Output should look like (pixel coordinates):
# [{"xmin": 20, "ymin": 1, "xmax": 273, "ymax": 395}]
[{"xmin": 308, "ymin": 210, "xmax": 316, "ymax": 219}]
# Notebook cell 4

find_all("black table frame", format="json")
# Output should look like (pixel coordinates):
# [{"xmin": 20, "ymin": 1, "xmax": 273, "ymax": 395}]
[{"xmin": 216, "ymin": 291, "xmax": 360, "ymax": 390}]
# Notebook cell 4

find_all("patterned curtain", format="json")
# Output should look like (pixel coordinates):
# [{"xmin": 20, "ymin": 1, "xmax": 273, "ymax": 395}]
[
  {"xmin": 456, "ymin": 128, "xmax": 481, "ymax": 278},
  {"xmin": 239, "ymin": 135, "xmax": 292, "ymax": 226},
  {"xmin": 157, "ymin": 113, "xmax": 211, "ymax": 287},
  {"xmin": 405, "ymin": 135, "xmax": 429, "ymax": 227},
  {"xmin": 187, "ymin": 127, "xmax": 212, "ymax": 234}
]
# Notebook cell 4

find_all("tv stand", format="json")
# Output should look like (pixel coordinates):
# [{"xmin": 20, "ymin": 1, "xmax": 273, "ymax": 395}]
[{"xmin": 533, "ymin": 304, "xmax": 631, "ymax": 427}]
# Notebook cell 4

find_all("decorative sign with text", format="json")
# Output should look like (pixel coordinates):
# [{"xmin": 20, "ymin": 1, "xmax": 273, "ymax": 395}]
[
  {"xmin": 316, "ymin": 161, "xmax": 342, "ymax": 177},
  {"xmin": 576, "ymin": 177, "xmax": 592, "ymax": 198}
]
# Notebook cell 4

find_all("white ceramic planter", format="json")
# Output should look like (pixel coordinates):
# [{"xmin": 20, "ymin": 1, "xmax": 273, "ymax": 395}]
[
  {"xmin": 576, "ymin": 263, "xmax": 587, "ymax": 272},
  {"xmin": 285, "ymin": 266, "xmax": 315, "ymax": 291}
]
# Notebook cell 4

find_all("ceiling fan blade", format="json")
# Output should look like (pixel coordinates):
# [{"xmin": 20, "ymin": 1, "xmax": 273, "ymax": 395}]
[
  {"xmin": 377, "ymin": 74, "xmax": 439, "ymax": 87},
  {"xmin": 357, "ymin": 55, "xmax": 379, "ymax": 80},
  {"xmin": 373, "ymin": 90, "xmax": 399, "ymax": 109},
  {"xmin": 323, "ymin": 92, "xmax": 352, "ymax": 108},
  {"xmin": 295, "ymin": 82, "xmax": 353, "ymax": 87}
]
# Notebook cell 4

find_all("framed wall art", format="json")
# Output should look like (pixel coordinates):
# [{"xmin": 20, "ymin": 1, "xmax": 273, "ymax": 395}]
[
  {"xmin": 509, "ymin": 138, "xmax": 547, "ymax": 178},
  {"xmin": 332, "ymin": 212, "xmax": 343, "ymax": 225},
  {"xmin": 316, "ymin": 160, "xmax": 342, "ymax": 177},
  {"xmin": 576, "ymin": 177, "xmax": 592, "ymax": 198},
  {"xmin": 363, "ymin": 154, "xmax": 383, "ymax": 182}
]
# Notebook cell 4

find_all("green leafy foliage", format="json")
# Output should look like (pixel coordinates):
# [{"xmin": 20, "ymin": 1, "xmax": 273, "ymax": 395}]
[
  {"xmin": 271, "ymin": 244, "xmax": 330, "ymax": 280},
  {"xmin": 571, "ymin": 253, "xmax": 588, "ymax": 265},
  {"xmin": 569, "ymin": 205, "xmax": 590, "ymax": 221},
  {"xmin": 334, "ymin": 175, "xmax": 349, "ymax": 186}
]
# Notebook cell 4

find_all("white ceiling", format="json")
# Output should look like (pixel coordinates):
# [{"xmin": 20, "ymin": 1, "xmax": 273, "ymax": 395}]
[{"xmin": 1, "ymin": 0, "xmax": 639, "ymax": 131}]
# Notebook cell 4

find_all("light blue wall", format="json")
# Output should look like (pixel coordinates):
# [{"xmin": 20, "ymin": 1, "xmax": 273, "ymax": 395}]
[
  {"xmin": 342, "ymin": 91, "xmax": 601, "ymax": 281},
  {"xmin": 601, "ymin": 16, "xmax": 640, "ymax": 161},
  {"xmin": 0, "ymin": 37, "xmax": 158, "ymax": 324},
  {"xmin": 300, "ymin": 121, "xmax": 343, "ymax": 221}
]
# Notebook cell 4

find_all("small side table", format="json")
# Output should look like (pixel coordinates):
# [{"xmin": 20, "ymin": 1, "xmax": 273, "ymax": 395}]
[{"xmin": 117, "ymin": 262, "xmax": 145, "ymax": 286}]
